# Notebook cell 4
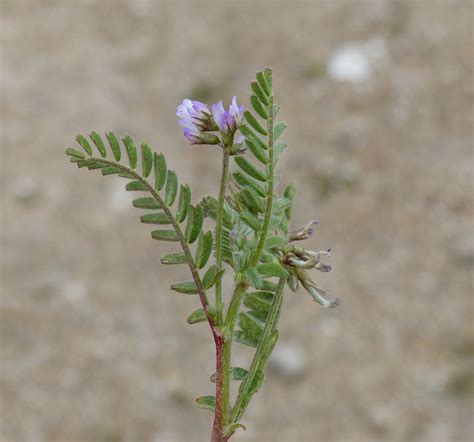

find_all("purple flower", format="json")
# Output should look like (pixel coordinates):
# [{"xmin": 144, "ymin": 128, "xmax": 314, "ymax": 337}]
[
  {"xmin": 177, "ymin": 99, "xmax": 218, "ymax": 145},
  {"xmin": 177, "ymin": 99, "xmax": 211, "ymax": 125},
  {"xmin": 211, "ymin": 96, "xmax": 244, "ymax": 134}
]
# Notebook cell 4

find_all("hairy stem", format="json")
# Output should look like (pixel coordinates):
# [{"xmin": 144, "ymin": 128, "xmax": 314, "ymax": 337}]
[
  {"xmin": 215, "ymin": 149, "xmax": 230, "ymax": 324},
  {"xmin": 212, "ymin": 334, "xmax": 228, "ymax": 442},
  {"xmin": 251, "ymin": 93, "xmax": 274, "ymax": 266},
  {"xmin": 212, "ymin": 282, "xmax": 247, "ymax": 441},
  {"xmin": 230, "ymin": 277, "xmax": 286, "ymax": 424},
  {"xmin": 88, "ymin": 157, "xmax": 215, "ymax": 328}
]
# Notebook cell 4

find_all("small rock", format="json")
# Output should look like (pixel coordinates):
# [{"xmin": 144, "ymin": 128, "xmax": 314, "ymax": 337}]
[
  {"xmin": 11, "ymin": 176, "xmax": 40, "ymax": 203},
  {"xmin": 328, "ymin": 38, "xmax": 388, "ymax": 83},
  {"xmin": 269, "ymin": 343, "xmax": 307, "ymax": 379},
  {"xmin": 328, "ymin": 44, "xmax": 371, "ymax": 83}
]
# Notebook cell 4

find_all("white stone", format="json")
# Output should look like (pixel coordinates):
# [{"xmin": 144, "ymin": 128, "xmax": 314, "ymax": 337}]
[
  {"xmin": 328, "ymin": 44, "xmax": 371, "ymax": 83},
  {"xmin": 328, "ymin": 38, "xmax": 388, "ymax": 83},
  {"xmin": 269, "ymin": 342, "xmax": 307, "ymax": 379}
]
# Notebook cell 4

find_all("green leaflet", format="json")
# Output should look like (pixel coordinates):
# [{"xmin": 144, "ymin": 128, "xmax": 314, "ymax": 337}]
[
  {"xmin": 195, "ymin": 231, "xmax": 213, "ymax": 269},
  {"xmin": 201, "ymin": 195, "xmax": 218, "ymax": 219},
  {"xmin": 263, "ymin": 67, "xmax": 272, "ymax": 89},
  {"xmin": 170, "ymin": 281, "xmax": 198, "ymax": 294},
  {"xmin": 140, "ymin": 212, "xmax": 171, "ymax": 224},
  {"xmin": 240, "ymin": 210, "xmax": 261, "ymax": 231},
  {"xmin": 87, "ymin": 162, "xmax": 106, "ymax": 170},
  {"xmin": 241, "ymin": 188, "xmax": 265, "ymax": 214},
  {"xmin": 126, "ymin": 180, "xmax": 146, "ymax": 191},
  {"xmin": 251, "ymin": 81, "xmax": 269, "ymax": 106},
  {"xmin": 65, "ymin": 148, "xmax": 85, "ymax": 159},
  {"xmin": 186, "ymin": 308, "xmax": 207, "ymax": 324},
  {"xmin": 256, "ymin": 71, "xmax": 271, "ymax": 96},
  {"xmin": 274, "ymin": 142, "xmax": 287, "ymax": 160},
  {"xmin": 195, "ymin": 395, "xmax": 215, "ymax": 412},
  {"xmin": 243, "ymin": 291, "xmax": 274, "ymax": 313},
  {"xmin": 235, "ymin": 156, "xmax": 267, "ymax": 182},
  {"xmin": 233, "ymin": 330, "xmax": 259, "ymax": 348},
  {"xmin": 154, "ymin": 153, "xmax": 167, "ymax": 191},
  {"xmin": 258, "ymin": 280, "xmax": 279, "ymax": 292},
  {"xmin": 283, "ymin": 182, "xmax": 297, "ymax": 228},
  {"xmin": 122, "ymin": 135, "xmax": 137, "ymax": 169},
  {"xmin": 248, "ymin": 368, "xmax": 265, "ymax": 395},
  {"xmin": 106, "ymin": 131, "xmax": 121, "ymax": 161},
  {"xmin": 176, "ymin": 184, "xmax": 191, "ymax": 223},
  {"xmin": 244, "ymin": 110, "xmax": 267, "ymax": 136},
  {"xmin": 210, "ymin": 367, "xmax": 249, "ymax": 383},
  {"xmin": 90, "ymin": 131, "xmax": 106, "ymax": 158},
  {"xmin": 239, "ymin": 311, "xmax": 264, "ymax": 341},
  {"xmin": 102, "ymin": 166, "xmax": 121, "ymax": 175},
  {"xmin": 76, "ymin": 134, "xmax": 92, "ymax": 156},
  {"xmin": 141, "ymin": 143, "xmax": 153, "ymax": 178},
  {"xmin": 244, "ymin": 132, "xmax": 268, "ymax": 164},
  {"xmin": 118, "ymin": 171, "xmax": 134, "ymax": 179},
  {"xmin": 151, "ymin": 230, "xmax": 178, "ymax": 242},
  {"xmin": 165, "ymin": 170, "xmax": 178, "ymax": 206},
  {"xmin": 185, "ymin": 205, "xmax": 203, "ymax": 244},
  {"xmin": 250, "ymin": 95, "xmax": 268, "ymax": 120},
  {"xmin": 233, "ymin": 172, "xmax": 266, "ymax": 198},
  {"xmin": 257, "ymin": 262, "xmax": 288, "ymax": 278},
  {"xmin": 265, "ymin": 235, "xmax": 288, "ymax": 249},
  {"xmin": 273, "ymin": 104, "xmax": 280, "ymax": 119},
  {"xmin": 160, "ymin": 252, "xmax": 188, "ymax": 265},
  {"xmin": 132, "ymin": 197, "xmax": 162, "ymax": 209},
  {"xmin": 202, "ymin": 265, "xmax": 221, "ymax": 290},
  {"xmin": 75, "ymin": 159, "xmax": 93, "ymax": 168},
  {"xmin": 240, "ymin": 124, "xmax": 267, "ymax": 150},
  {"xmin": 224, "ymin": 423, "xmax": 247, "ymax": 439},
  {"xmin": 274, "ymin": 122, "xmax": 287, "ymax": 141},
  {"xmin": 244, "ymin": 267, "xmax": 263, "ymax": 289}
]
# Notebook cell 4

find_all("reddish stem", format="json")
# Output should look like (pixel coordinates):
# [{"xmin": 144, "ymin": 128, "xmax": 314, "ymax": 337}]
[{"xmin": 211, "ymin": 334, "xmax": 228, "ymax": 442}]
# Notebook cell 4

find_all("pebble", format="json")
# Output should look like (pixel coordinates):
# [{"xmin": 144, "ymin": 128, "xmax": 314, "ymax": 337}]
[
  {"xmin": 11, "ymin": 176, "xmax": 40, "ymax": 203},
  {"xmin": 328, "ymin": 44, "xmax": 371, "ymax": 83},
  {"xmin": 328, "ymin": 38, "xmax": 388, "ymax": 83},
  {"xmin": 269, "ymin": 343, "xmax": 307, "ymax": 379}
]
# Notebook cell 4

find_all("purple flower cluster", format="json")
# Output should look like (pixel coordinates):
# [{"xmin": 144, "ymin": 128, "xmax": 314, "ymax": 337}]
[{"xmin": 177, "ymin": 97, "xmax": 244, "ymax": 146}]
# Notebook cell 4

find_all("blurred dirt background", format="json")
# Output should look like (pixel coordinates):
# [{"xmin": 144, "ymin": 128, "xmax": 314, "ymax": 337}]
[{"xmin": 1, "ymin": 1, "xmax": 473, "ymax": 441}]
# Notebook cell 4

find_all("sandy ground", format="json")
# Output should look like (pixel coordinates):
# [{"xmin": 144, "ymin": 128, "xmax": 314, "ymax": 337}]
[{"xmin": 1, "ymin": 1, "xmax": 473, "ymax": 441}]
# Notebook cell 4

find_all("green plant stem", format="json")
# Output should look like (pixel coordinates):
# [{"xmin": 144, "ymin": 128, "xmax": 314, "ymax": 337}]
[
  {"xmin": 230, "ymin": 277, "xmax": 286, "ymax": 424},
  {"xmin": 250, "ymin": 94, "xmax": 274, "ymax": 266},
  {"xmin": 88, "ymin": 157, "xmax": 215, "ymax": 328},
  {"xmin": 222, "ymin": 282, "xmax": 248, "ymax": 426},
  {"xmin": 214, "ymin": 149, "xmax": 230, "ymax": 324}
]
